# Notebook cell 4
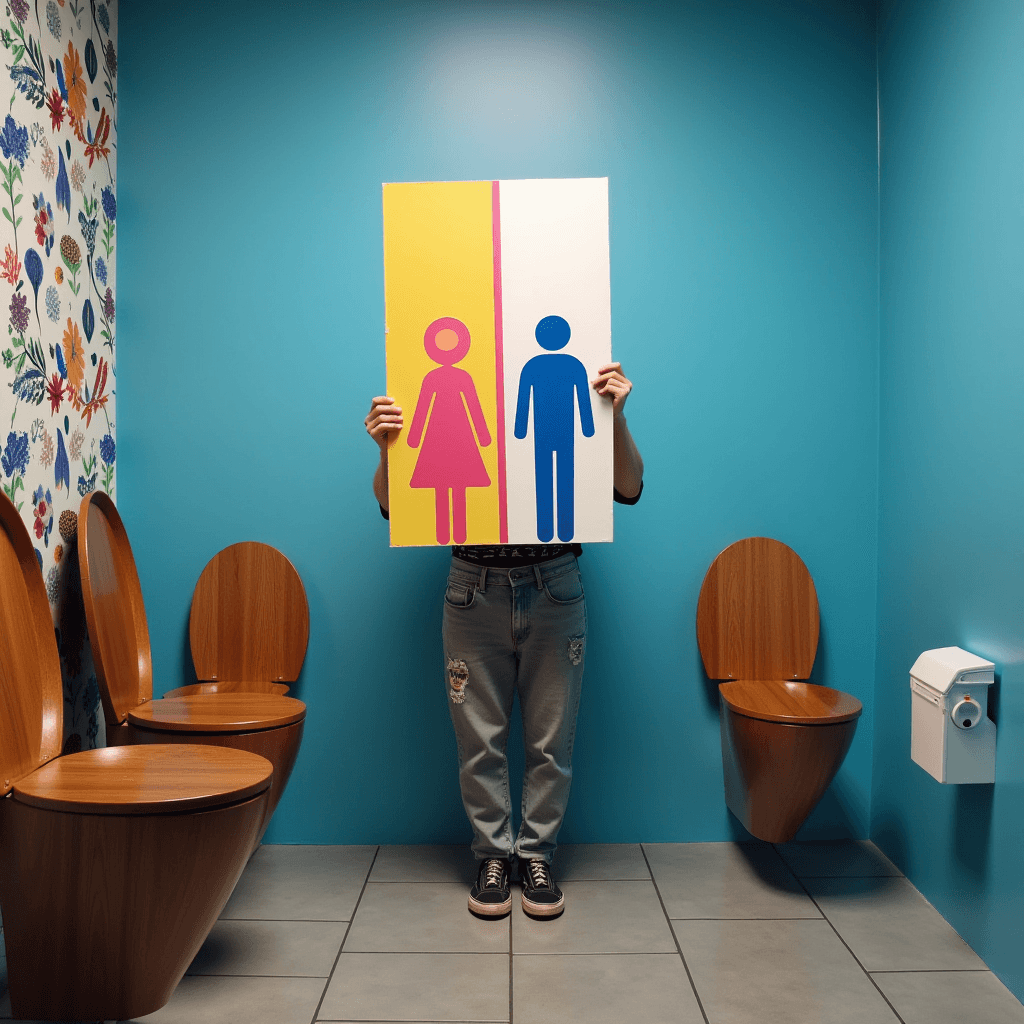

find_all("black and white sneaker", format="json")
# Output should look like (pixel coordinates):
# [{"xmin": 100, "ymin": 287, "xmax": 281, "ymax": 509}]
[
  {"xmin": 468, "ymin": 858, "xmax": 513, "ymax": 917},
  {"xmin": 520, "ymin": 858, "xmax": 564, "ymax": 917}
]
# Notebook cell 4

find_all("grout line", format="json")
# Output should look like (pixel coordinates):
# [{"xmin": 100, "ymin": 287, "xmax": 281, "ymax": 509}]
[
  {"xmin": 870, "ymin": 968, "xmax": 992, "ymax": 974},
  {"xmin": 309, "ymin": 845, "xmax": 381, "ymax": 1024},
  {"xmin": 511, "ymin": 950, "xmax": 695, "ymax": 957},
  {"xmin": 667, "ymin": 921, "xmax": 827, "ymax": 929},
  {"xmin": 779, "ymin": 856, "xmax": 908, "ymax": 1024},
  {"xmin": 508, "ymin": 900, "xmax": 514, "ymax": 1024},
  {"xmin": 220, "ymin": 918, "xmax": 351, "ymax": 923},
  {"xmin": 640, "ymin": 844, "xmax": 711, "ymax": 1024},
  {"xmin": 187, "ymin": 973, "xmax": 332, "ymax": 979}
]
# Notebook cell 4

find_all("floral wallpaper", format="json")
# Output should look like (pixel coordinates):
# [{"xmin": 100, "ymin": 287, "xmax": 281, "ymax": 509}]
[{"xmin": 0, "ymin": 0, "xmax": 116, "ymax": 753}]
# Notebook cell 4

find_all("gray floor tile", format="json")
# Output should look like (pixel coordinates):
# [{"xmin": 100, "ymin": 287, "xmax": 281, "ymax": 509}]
[
  {"xmin": 221, "ymin": 845, "xmax": 377, "ymax": 921},
  {"xmin": 370, "ymin": 844, "xmax": 479, "ymax": 884},
  {"xmin": 551, "ymin": 843, "xmax": 650, "ymax": 880},
  {"xmin": 674, "ymin": 919, "xmax": 900, "ymax": 1024},
  {"xmin": 186, "ymin": 920, "xmax": 347, "ymax": 977},
  {"xmin": 774, "ymin": 840, "xmax": 902, "ymax": 879},
  {"xmin": 644, "ymin": 842, "xmax": 821, "ymax": 919},
  {"xmin": 804, "ymin": 877, "xmax": 986, "ymax": 972},
  {"xmin": 131, "ymin": 974, "xmax": 327, "ymax": 1024},
  {"xmin": 318, "ymin": 952, "xmax": 508, "ymax": 1021},
  {"xmin": 872, "ymin": 970, "xmax": 1024, "ymax": 1024},
  {"xmin": 344, "ymin": 883, "xmax": 509, "ymax": 953},
  {"xmin": 514, "ymin": 953, "xmax": 703, "ymax": 1024},
  {"xmin": 512, "ymin": 880, "xmax": 676, "ymax": 954}
]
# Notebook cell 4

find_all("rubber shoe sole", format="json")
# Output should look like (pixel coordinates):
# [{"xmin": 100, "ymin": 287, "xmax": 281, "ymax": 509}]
[
  {"xmin": 521, "ymin": 890, "xmax": 565, "ymax": 918},
  {"xmin": 468, "ymin": 892, "xmax": 512, "ymax": 916}
]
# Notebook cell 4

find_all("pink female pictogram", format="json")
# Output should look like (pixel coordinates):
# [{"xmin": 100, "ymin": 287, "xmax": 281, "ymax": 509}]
[{"xmin": 407, "ymin": 317, "xmax": 492, "ymax": 544}]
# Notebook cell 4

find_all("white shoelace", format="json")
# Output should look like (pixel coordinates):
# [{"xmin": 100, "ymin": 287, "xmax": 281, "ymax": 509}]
[
  {"xmin": 482, "ymin": 859, "xmax": 505, "ymax": 888},
  {"xmin": 526, "ymin": 859, "xmax": 550, "ymax": 889}
]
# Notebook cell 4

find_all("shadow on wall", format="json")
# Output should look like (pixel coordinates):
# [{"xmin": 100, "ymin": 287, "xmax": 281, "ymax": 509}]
[{"xmin": 953, "ymin": 781, "xmax": 994, "ymax": 881}]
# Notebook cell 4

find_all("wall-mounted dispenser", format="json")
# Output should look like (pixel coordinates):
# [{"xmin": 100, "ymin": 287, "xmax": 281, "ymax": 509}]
[{"xmin": 910, "ymin": 646, "xmax": 995, "ymax": 784}]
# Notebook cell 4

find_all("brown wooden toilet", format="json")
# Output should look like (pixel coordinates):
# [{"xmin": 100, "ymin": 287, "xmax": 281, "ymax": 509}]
[
  {"xmin": 696, "ymin": 536, "xmax": 862, "ymax": 842},
  {"xmin": 0, "ymin": 492, "xmax": 273, "ymax": 1022},
  {"xmin": 77, "ymin": 492, "xmax": 307, "ymax": 849},
  {"xmin": 163, "ymin": 540, "xmax": 310, "ymax": 700}
]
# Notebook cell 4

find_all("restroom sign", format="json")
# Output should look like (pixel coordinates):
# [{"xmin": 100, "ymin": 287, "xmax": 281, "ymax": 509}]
[{"xmin": 382, "ymin": 177, "xmax": 614, "ymax": 547}]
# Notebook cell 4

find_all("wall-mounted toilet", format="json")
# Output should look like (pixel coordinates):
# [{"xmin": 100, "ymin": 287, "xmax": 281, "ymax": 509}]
[
  {"xmin": 164, "ymin": 541, "xmax": 310, "ymax": 699},
  {"xmin": 0, "ymin": 492, "xmax": 273, "ymax": 1022},
  {"xmin": 77, "ymin": 492, "xmax": 307, "ymax": 849},
  {"xmin": 696, "ymin": 536, "xmax": 862, "ymax": 842}
]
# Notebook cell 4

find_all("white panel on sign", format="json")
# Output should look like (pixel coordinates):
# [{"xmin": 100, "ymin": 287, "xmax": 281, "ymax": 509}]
[{"xmin": 498, "ymin": 177, "xmax": 613, "ymax": 545}]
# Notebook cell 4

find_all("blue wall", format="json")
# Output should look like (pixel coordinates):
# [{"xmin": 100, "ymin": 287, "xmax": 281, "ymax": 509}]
[
  {"xmin": 119, "ymin": 0, "xmax": 880, "ymax": 844},
  {"xmin": 873, "ymin": 0, "xmax": 1024, "ymax": 1002}
]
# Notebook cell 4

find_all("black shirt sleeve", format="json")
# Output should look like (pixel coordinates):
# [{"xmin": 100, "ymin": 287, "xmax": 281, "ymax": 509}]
[{"xmin": 613, "ymin": 480, "xmax": 644, "ymax": 505}]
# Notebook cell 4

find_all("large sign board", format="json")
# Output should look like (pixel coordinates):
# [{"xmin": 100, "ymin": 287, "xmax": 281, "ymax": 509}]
[{"xmin": 383, "ymin": 178, "xmax": 612, "ymax": 547}]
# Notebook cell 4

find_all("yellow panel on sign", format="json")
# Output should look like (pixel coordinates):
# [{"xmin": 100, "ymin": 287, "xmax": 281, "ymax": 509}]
[{"xmin": 383, "ymin": 181, "xmax": 500, "ymax": 547}]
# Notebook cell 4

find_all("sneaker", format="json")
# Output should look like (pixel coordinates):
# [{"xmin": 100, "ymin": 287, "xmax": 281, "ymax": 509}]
[
  {"xmin": 468, "ymin": 858, "xmax": 512, "ymax": 917},
  {"xmin": 520, "ymin": 858, "xmax": 564, "ymax": 917}
]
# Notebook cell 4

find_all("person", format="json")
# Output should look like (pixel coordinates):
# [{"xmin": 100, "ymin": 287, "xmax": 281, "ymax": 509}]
[{"xmin": 365, "ymin": 359, "xmax": 643, "ymax": 919}]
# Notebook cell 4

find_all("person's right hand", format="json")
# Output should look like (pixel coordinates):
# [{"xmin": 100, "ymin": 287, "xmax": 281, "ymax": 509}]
[{"xmin": 365, "ymin": 396, "xmax": 403, "ymax": 452}]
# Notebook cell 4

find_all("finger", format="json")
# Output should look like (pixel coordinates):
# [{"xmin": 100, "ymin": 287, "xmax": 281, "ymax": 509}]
[
  {"xmin": 371, "ymin": 395, "xmax": 395, "ymax": 406},
  {"xmin": 595, "ymin": 362, "xmax": 621, "ymax": 374}
]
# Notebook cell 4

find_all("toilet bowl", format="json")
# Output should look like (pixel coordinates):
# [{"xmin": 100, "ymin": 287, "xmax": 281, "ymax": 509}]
[
  {"xmin": 163, "ymin": 540, "xmax": 310, "ymax": 700},
  {"xmin": 696, "ymin": 537, "xmax": 862, "ymax": 843},
  {"xmin": 0, "ymin": 493, "xmax": 273, "ymax": 1022},
  {"xmin": 77, "ymin": 492, "xmax": 307, "ymax": 849}
]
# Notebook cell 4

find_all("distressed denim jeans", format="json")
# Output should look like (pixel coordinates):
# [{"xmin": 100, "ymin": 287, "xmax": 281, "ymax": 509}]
[{"xmin": 442, "ymin": 552, "xmax": 586, "ymax": 864}]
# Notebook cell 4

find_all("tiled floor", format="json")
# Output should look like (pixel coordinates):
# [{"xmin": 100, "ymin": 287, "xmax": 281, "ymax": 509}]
[{"xmin": 2, "ymin": 841, "xmax": 1024, "ymax": 1023}]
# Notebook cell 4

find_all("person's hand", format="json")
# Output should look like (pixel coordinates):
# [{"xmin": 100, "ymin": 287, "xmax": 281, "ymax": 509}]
[
  {"xmin": 365, "ymin": 396, "xmax": 403, "ymax": 452},
  {"xmin": 591, "ymin": 363, "xmax": 632, "ymax": 419}
]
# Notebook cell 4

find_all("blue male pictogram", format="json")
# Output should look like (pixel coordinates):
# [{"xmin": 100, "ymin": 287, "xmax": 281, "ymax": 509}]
[{"xmin": 514, "ymin": 315, "xmax": 595, "ymax": 542}]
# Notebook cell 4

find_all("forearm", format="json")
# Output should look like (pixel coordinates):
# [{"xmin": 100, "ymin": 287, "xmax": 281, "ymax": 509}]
[
  {"xmin": 613, "ymin": 414, "xmax": 643, "ymax": 498},
  {"xmin": 373, "ymin": 448, "xmax": 390, "ymax": 511}
]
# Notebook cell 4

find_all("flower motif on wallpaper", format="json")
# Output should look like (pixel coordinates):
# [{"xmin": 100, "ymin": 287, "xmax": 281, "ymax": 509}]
[
  {"xmin": 33, "ymin": 192, "xmax": 54, "ymax": 254},
  {"xmin": 32, "ymin": 483, "xmax": 52, "ymax": 543},
  {"xmin": 60, "ymin": 232, "xmax": 81, "ymax": 292},
  {"xmin": 46, "ymin": 1, "xmax": 61, "ymax": 40}
]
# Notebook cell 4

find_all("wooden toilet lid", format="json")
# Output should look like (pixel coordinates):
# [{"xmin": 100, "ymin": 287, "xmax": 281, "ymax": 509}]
[
  {"xmin": 128, "ymin": 693, "xmax": 306, "ymax": 733},
  {"xmin": 79, "ymin": 494, "xmax": 307, "ymax": 732},
  {"xmin": 78, "ymin": 491, "xmax": 154, "ymax": 725},
  {"xmin": 720, "ymin": 680, "xmax": 862, "ymax": 725},
  {"xmin": 0, "ymin": 493, "xmax": 63, "ymax": 796},
  {"xmin": 697, "ymin": 537, "xmax": 819, "ymax": 681},
  {"xmin": 11, "ymin": 744, "xmax": 273, "ymax": 815},
  {"xmin": 190, "ymin": 542, "xmax": 309, "ymax": 685}
]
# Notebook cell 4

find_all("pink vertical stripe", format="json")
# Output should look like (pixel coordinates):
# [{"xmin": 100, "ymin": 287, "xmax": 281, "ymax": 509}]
[{"xmin": 492, "ymin": 180, "xmax": 508, "ymax": 542}]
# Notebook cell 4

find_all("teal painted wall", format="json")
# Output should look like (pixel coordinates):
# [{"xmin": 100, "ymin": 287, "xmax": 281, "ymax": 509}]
[
  {"xmin": 873, "ymin": 0, "xmax": 1024, "ymax": 1002},
  {"xmin": 118, "ymin": 0, "xmax": 880, "ymax": 844}
]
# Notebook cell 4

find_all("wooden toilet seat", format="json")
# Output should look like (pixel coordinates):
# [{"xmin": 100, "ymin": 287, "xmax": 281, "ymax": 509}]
[
  {"xmin": 10, "ymin": 744, "xmax": 272, "ymax": 814},
  {"xmin": 697, "ymin": 537, "xmax": 862, "ymax": 843},
  {"xmin": 719, "ymin": 679, "xmax": 862, "ymax": 725},
  {"xmin": 0, "ymin": 492, "xmax": 274, "ymax": 1022},
  {"xmin": 127, "ymin": 693, "xmax": 306, "ymax": 733},
  {"xmin": 78, "ymin": 492, "xmax": 307, "ymax": 849}
]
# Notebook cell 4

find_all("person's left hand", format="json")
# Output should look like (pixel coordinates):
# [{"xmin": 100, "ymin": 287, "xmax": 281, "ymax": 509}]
[{"xmin": 592, "ymin": 362, "xmax": 632, "ymax": 419}]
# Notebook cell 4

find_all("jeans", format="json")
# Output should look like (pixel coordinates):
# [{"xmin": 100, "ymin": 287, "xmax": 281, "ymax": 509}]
[{"xmin": 442, "ymin": 552, "xmax": 587, "ymax": 864}]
